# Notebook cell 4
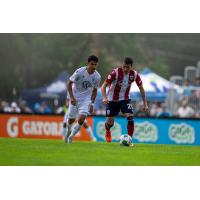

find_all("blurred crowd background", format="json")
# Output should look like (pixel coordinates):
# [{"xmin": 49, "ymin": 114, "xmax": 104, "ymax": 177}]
[{"xmin": 0, "ymin": 33, "xmax": 200, "ymax": 118}]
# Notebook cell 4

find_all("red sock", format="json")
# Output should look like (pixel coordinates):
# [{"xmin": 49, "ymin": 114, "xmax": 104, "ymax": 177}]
[
  {"xmin": 127, "ymin": 121, "xmax": 134, "ymax": 137},
  {"xmin": 105, "ymin": 122, "xmax": 113, "ymax": 132}
]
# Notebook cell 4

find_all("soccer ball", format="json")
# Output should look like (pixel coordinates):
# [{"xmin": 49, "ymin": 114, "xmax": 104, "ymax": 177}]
[{"xmin": 119, "ymin": 134, "xmax": 132, "ymax": 146}]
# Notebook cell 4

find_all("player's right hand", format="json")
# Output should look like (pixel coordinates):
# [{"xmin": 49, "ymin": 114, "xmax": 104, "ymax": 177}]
[
  {"xmin": 103, "ymin": 97, "xmax": 109, "ymax": 105},
  {"xmin": 70, "ymin": 98, "xmax": 77, "ymax": 106},
  {"xmin": 143, "ymin": 104, "xmax": 149, "ymax": 113}
]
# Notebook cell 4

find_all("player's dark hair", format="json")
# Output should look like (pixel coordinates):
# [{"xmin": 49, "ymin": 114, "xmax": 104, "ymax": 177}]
[
  {"xmin": 124, "ymin": 57, "xmax": 133, "ymax": 65},
  {"xmin": 88, "ymin": 55, "xmax": 98, "ymax": 63}
]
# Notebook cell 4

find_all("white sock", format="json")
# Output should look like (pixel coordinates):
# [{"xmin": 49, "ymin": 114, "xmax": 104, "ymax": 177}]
[
  {"xmin": 70, "ymin": 123, "xmax": 82, "ymax": 137},
  {"xmin": 63, "ymin": 112, "xmax": 72, "ymax": 135},
  {"xmin": 63, "ymin": 112, "xmax": 68, "ymax": 124},
  {"xmin": 62, "ymin": 122, "xmax": 72, "ymax": 137},
  {"xmin": 86, "ymin": 126, "xmax": 93, "ymax": 137},
  {"xmin": 67, "ymin": 120, "xmax": 72, "ymax": 133}
]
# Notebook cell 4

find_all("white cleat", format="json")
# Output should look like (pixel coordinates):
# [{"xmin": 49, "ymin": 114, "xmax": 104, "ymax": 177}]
[
  {"xmin": 64, "ymin": 129, "xmax": 72, "ymax": 143},
  {"xmin": 67, "ymin": 135, "xmax": 73, "ymax": 144},
  {"xmin": 64, "ymin": 134, "xmax": 68, "ymax": 143},
  {"xmin": 129, "ymin": 143, "xmax": 134, "ymax": 147}
]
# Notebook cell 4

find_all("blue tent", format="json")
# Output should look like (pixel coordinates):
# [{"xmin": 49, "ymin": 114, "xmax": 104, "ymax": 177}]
[{"xmin": 20, "ymin": 71, "xmax": 69, "ymax": 108}]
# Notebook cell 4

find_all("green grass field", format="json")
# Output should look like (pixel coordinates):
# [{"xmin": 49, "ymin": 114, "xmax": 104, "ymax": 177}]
[{"xmin": 0, "ymin": 137, "xmax": 200, "ymax": 166}]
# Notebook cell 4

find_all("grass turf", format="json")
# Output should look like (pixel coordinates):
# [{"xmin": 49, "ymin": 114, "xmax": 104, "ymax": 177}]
[{"xmin": 0, "ymin": 137, "xmax": 200, "ymax": 166}]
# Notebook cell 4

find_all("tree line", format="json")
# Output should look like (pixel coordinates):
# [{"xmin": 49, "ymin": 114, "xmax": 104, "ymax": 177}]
[{"xmin": 1, "ymin": 33, "xmax": 200, "ymax": 100}]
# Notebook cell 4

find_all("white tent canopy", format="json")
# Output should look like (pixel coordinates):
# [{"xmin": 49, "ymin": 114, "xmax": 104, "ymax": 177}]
[{"xmin": 130, "ymin": 68, "xmax": 180, "ymax": 101}]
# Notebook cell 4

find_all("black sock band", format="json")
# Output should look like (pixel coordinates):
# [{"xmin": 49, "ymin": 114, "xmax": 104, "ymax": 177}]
[
  {"xmin": 127, "ymin": 116, "xmax": 134, "ymax": 125},
  {"xmin": 63, "ymin": 123, "xmax": 67, "ymax": 128}
]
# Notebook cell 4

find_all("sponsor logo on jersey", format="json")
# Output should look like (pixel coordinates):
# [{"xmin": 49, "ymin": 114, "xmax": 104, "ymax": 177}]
[
  {"xmin": 168, "ymin": 123, "xmax": 195, "ymax": 144},
  {"xmin": 75, "ymin": 77, "xmax": 80, "ymax": 81},
  {"xmin": 82, "ymin": 81, "xmax": 92, "ymax": 89},
  {"xmin": 134, "ymin": 121, "xmax": 158, "ymax": 142}
]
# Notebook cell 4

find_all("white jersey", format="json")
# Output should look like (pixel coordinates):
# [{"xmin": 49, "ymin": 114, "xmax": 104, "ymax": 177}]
[{"xmin": 69, "ymin": 66, "xmax": 101, "ymax": 101}]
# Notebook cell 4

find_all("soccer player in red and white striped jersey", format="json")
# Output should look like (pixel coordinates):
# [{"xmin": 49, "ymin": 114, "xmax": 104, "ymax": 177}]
[{"xmin": 101, "ymin": 57, "xmax": 148, "ymax": 144}]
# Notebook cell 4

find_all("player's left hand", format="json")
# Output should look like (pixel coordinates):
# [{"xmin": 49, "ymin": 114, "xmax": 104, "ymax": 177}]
[{"xmin": 89, "ymin": 104, "xmax": 94, "ymax": 114}]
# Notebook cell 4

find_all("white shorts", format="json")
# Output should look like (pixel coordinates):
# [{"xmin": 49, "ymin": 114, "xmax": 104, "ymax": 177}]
[{"xmin": 68, "ymin": 100, "xmax": 91, "ymax": 119}]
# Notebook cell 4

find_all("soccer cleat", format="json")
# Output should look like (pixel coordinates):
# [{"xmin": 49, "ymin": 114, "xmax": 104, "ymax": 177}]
[
  {"xmin": 67, "ymin": 135, "xmax": 73, "ymax": 144},
  {"xmin": 129, "ymin": 143, "xmax": 134, "ymax": 147},
  {"xmin": 92, "ymin": 137, "xmax": 97, "ymax": 142},
  {"xmin": 64, "ymin": 128, "xmax": 72, "ymax": 142},
  {"xmin": 64, "ymin": 134, "xmax": 68, "ymax": 143},
  {"xmin": 105, "ymin": 130, "xmax": 112, "ymax": 143}
]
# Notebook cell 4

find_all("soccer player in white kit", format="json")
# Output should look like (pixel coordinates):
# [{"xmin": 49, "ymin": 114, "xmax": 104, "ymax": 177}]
[
  {"xmin": 64, "ymin": 55, "xmax": 101, "ymax": 143},
  {"xmin": 63, "ymin": 99, "xmax": 96, "ymax": 141}
]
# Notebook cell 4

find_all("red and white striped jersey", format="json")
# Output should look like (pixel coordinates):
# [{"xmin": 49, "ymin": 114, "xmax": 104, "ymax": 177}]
[{"xmin": 106, "ymin": 67, "xmax": 142, "ymax": 101}]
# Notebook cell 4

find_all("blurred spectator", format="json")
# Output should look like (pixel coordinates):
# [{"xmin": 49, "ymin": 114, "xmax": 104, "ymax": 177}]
[
  {"xmin": 56, "ymin": 106, "xmax": 65, "ymax": 114},
  {"xmin": 19, "ymin": 100, "xmax": 32, "ymax": 113},
  {"xmin": 157, "ymin": 103, "xmax": 172, "ymax": 117},
  {"xmin": 150, "ymin": 102, "xmax": 162, "ymax": 117},
  {"xmin": 0, "ymin": 101, "xmax": 3, "ymax": 112},
  {"xmin": 135, "ymin": 102, "xmax": 148, "ymax": 117},
  {"xmin": 195, "ymin": 109, "xmax": 200, "ymax": 118},
  {"xmin": 1, "ymin": 101, "xmax": 11, "ymax": 112},
  {"xmin": 183, "ymin": 79, "xmax": 191, "ymax": 86},
  {"xmin": 34, "ymin": 102, "xmax": 52, "ymax": 114},
  {"xmin": 0, "ymin": 100, "xmax": 3, "ymax": 112},
  {"xmin": 182, "ymin": 79, "xmax": 193, "ymax": 96},
  {"xmin": 95, "ymin": 105, "xmax": 106, "ymax": 115},
  {"xmin": 34, "ymin": 102, "xmax": 41, "ymax": 113},
  {"xmin": 149, "ymin": 103, "xmax": 157, "ymax": 116},
  {"xmin": 176, "ymin": 100, "xmax": 195, "ymax": 118},
  {"xmin": 195, "ymin": 77, "xmax": 200, "ymax": 87},
  {"xmin": 188, "ymin": 90, "xmax": 200, "ymax": 110},
  {"xmin": 10, "ymin": 102, "xmax": 21, "ymax": 113},
  {"xmin": 40, "ymin": 101, "xmax": 52, "ymax": 114},
  {"xmin": 56, "ymin": 100, "xmax": 69, "ymax": 114}
]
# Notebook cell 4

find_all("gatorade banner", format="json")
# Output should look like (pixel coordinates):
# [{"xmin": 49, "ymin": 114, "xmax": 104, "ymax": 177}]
[
  {"xmin": 0, "ymin": 114, "xmax": 93, "ymax": 141},
  {"xmin": 1, "ymin": 114, "xmax": 200, "ymax": 145}
]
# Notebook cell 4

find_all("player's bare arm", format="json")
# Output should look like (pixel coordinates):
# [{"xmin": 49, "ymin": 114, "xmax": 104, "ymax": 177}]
[
  {"xmin": 90, "ymin": 87, "xmax": 97, "ymax": 114},
  {"xmin": 138, "ymin": 85, "xmax": 148, "ymax": 112},
  {"xmin": 101, "ymin": 81, "xmax": 109, "ymax": 104},
  {"xmin": 67, "ymin": 80, "xmax": 77, "ymax": 105}
]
